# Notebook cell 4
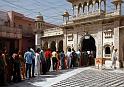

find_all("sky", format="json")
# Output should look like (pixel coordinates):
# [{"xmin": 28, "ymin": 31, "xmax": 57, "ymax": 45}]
[
  {"xmin": 0, "ymin": 0, "xmax": 123, "ymax": 25},
  {"xmin": 0, "ymin": 0, "xmax": 72, "ymax": 25}
]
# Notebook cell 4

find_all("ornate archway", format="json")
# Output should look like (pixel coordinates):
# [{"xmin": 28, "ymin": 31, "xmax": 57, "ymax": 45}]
[
  {"xmin": 81, "ymin": 34, "xmax": 96, "ymax": 52},
  {"xmin": 58, "ymin": 40, "xmax": 63, "ymax": 52},
  {"xmin": 50, "ymin": 41, "xmax": 56, "ymax": 51},
  {"xmin": 80, "ymin": 34, "xmax": 96, "ymax": 66},
  {"xmin": 43, "ymin": 41, "xmax": 48, "ymax": 51}
]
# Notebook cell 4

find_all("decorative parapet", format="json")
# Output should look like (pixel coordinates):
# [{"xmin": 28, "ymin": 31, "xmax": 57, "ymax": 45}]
[
  {"xmin": 68, "ymin": 10, "xmax": 120, "ymax": 23},
  {"xmin": 42, "ymin": 27, "xmax": 63, "ymax": 37},
  {"xmin": 105, "ymin": 11, "xmax": 120, "ymax": 17},
  {"xmin": 72, "ymin": 10, "xmax": 105, "ymax": 21}
]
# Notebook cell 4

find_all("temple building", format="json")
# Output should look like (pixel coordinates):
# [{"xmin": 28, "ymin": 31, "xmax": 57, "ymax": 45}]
[
  {"xmin": 36, "ymin": 0, "xmax": 124, "ymax": 68},
  {"xmin": 35, "ymin": 13, "xmax": 58, "ymax": 50}
]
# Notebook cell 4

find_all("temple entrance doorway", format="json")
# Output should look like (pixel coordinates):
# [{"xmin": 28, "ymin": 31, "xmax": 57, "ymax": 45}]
[{"xmin": 81, "ymin": 34, "xmax": 96, "ymax": 66}]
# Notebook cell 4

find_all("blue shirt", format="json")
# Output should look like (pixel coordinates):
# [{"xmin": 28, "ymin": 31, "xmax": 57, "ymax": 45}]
[{"xmin": 24, "ymin": 51, "xmax": 33, "ymax": 64}]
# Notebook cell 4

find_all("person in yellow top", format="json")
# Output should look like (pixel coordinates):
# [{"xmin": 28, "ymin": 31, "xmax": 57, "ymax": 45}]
[{"xmin": 52, "ymin": 51, "xmax": 57, "ymax": 70}]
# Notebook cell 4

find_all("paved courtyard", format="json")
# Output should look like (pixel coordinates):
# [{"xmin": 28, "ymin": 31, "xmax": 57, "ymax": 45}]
[{"xmin": 6, "ymin": 67, "xmax": 124, "ymax": 87}]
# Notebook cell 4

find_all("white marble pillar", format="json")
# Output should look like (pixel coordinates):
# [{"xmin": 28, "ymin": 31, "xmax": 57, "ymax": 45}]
[
  {"xmin": 48, "ymin": 41, "xmax": 50, "ymax": 48},
  {"xmin": 95, "ymin": 24, "xmax": 103, "ymax": 58},
  {"xmin": 75, "ymin": 5, "xmax": 78, "ymax": 17},
  {"xmin": 56, "ymin": 40, "xmax": 58, "ymax": 51},
  {"xmin": 104, "ymin": 1, "xmax": 106, "ymax": 13},
  {"xmin": 98, "ymin": 0, "xmax": 101, "ymax": 12},
  {"xmin": 92, "ymin": 1, "xmax": 95, "ymax": 13},
  {"xmin": 82, "ymin": 4, "xmax": 84, "ymax": 15},
  {"xmin": 87, "ymin": 3, "xmax": 89, "ymax": 15},
  {"xmin": 114, "ymin": 21, "xmax": 120, "ymax": 68},
  {"xmin": 72, "ymin": 6, "xmax": 75, "ymax": 16},
  {"xmin": 63, "ymin": 28, "xmax": 67, "ymax": 52},
  {"xmin": 117, "ymin": 2, "xmax": 121, "ymax": 15}
]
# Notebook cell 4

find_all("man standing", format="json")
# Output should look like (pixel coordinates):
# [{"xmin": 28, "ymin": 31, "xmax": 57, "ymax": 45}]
[
  {"xmin": 40, "ymin": 49, "xmax": 47, "ymax": 75},
  {"xmin": 45, "ymin": 48, "xmax": 52, "ymax": 72},
  {"xmin": 76, "ymin": 49, "xmax": 81, "ymax": 67},
  {"xmin": 112, "ymin": 49, "xmax": 117, "ymax": 69},
  {"xmin": 30, "ymin": 48, "xmax": 35, "ymax": 77},
  {"xmin": 66, "ymin": 48, "xmax": 72, "ymax": 69},
  {"xmin": 60, "ymin": 51, "xmax": 65, "ymax": 69},
  {"xmin": 24, "ymin": 47, "xmax": 33, "ymax": 79}
]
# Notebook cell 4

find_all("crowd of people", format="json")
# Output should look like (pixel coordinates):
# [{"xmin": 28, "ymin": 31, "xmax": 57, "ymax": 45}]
[{"xmin": 0, "ymin": 47, "xmax": 95, "ymax": 86}]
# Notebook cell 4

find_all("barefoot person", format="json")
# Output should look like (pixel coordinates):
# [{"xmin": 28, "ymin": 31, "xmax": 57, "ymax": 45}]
[{"xmin": 112, "ymin": 49, "xmax": 117, "ymax": 69}]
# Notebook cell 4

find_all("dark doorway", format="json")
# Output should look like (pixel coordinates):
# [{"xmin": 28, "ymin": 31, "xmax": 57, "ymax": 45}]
[
  {"xmin": 58, "ymin": 40, "xmax": 63, "ymax": 52},
  {"xmin": 9, "ymin": 39, "xmax": 16, "ymax": 56},
  {"xmin": 43, "ymin": 42, "xmax": 48, "ymax": 51},
  {"xmin": 0, "ymin": 39, "xmax": 5, "ymax": 51},
  {"xmin": 81, "ymin": 34, "xmax": 96, "ymax": 66},
  {"xmin": 50, "ymin": 41, "xmax": 56, "ymax": 52}
]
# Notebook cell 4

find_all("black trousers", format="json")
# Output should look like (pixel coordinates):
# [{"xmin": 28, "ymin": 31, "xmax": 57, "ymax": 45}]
[
  {"xmin": 0, "ymin": 68, "xmax": 5, "ymax": 85},
  {"xmin": 13, "ymin": 62, "xmax": 21, "ymax": 82},
  {"xmin": 52, "ymin": 57, "xmax": 57, "ymax": 70},
  {"xmin": 46, "ymin": 58, "xmax": 51, "ymax": 72},
  {"xmin": 41, "ymin": 58, "xmax": 47, "ymax": 74},
  {"xmin": 32, "ymin": 59, "xmax": 35, "ymax": 77}
]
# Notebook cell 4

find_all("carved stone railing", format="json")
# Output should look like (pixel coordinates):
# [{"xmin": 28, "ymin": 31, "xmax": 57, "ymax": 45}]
[
  {"xmin": 105, "ymin": 11, "xmax": 120, "ymax": 17},
  {"xmin": 72, "ymin": 10, "xmax": 105, "ymax": 21}
]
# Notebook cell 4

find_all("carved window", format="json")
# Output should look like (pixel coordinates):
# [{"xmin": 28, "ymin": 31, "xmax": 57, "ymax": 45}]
[
  {"xmin": 104, "ymin": 45, "xmax": 111, "ymax": 57},
  {"xmin": 105, "ymin": 46, "xmax": 110, "ymax": 54},
  {"xmin": 38, "ymin": 23, "xmax": 41, "ymax": 29},
  {"xmin": 104, "ymin": 29, "xmax": 113, "ymax": 38},
  {"xmin": 68, "ymin": 33, "xmax": 73, "ymax": 41}
]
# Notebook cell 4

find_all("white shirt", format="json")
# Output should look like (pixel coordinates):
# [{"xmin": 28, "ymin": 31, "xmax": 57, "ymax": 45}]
[{"xmin": 66, "ymin": 51, "xmax": 72, "ymax": 59}]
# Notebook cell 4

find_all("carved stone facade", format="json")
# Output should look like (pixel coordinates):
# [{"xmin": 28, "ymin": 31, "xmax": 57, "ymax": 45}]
[
  {"xmin": 35, "ymin": 14, "xmax": 58, "ymax": 50},
  {"xmin": 36, "ymin": 0, "xmax": 124, "ymax": 68},
  {"xmin": 61, "ymin": 0, "xmax": 124, "ymax": 68}
]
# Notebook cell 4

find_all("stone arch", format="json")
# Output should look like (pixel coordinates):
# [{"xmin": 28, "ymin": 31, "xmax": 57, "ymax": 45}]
[
  {"xmin": 73, "ymin": 4, "xmax": 76, "ymax": 16},
  {"xmin": 89, "ymin": 0, "xmax": 93, "ymax": 13},
  {"xmin": 95, "ymin": 0, "xmax": 99, "ymax": 4},
  {"xmin": 95, "ymin": 0, "xmax": 99, "ymax": 11},
  {"xmin": 80, "ymin": 34, "xmax": 96, "ymax": 66},
  {"xmin": 78, "ymin": 3, "xmax": 82, "ymax": 14},
  {"xmin": 104, "ymin": 44, "xmax": 111, "ymax": 54},
  {"xmin": 58, "ymin": 40, "xmax": 63, "ymax": 52},
  {"xmin": 83, "ymin": 2, "xmax": 87, "ymax": 13},
  {"xmin": 43, "ymin": 41, "xmax": 48, "ymax": 51},
  {"xmin": 101, "ymin": 0, "xmax": 105, "ymax": 10},
  {"xmin": 50, "ymin": 41, "xmax": 56, "ymax": 51},
  {"xmin": 81, "ymin": 34, "xmax": 96, "ymax": 52}
]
